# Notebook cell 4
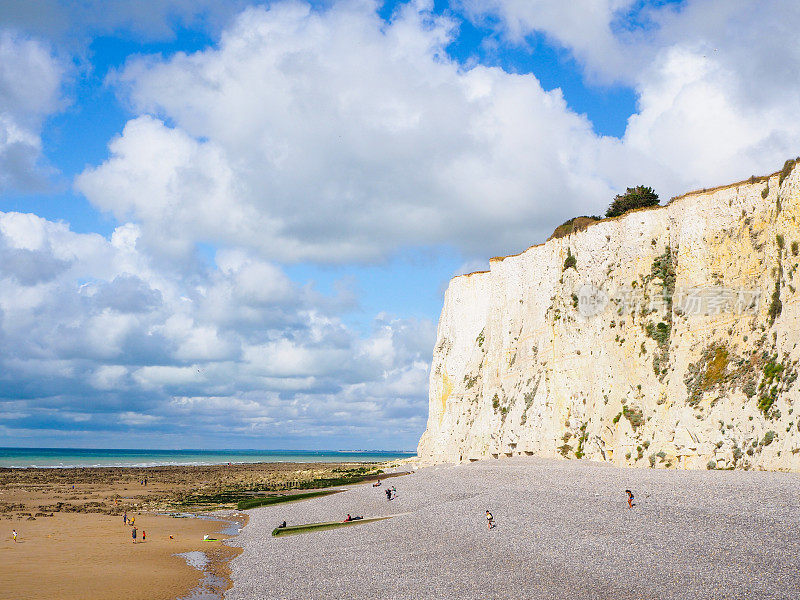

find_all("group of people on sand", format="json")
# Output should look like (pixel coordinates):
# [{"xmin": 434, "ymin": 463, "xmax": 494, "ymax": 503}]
[
  {"xmin": 485, "ymin": 489, "xmax": 636, "ymax": 531},
  {"xmin": 123, "ymin": 511, "xmax": 145, "ymax": 543}
]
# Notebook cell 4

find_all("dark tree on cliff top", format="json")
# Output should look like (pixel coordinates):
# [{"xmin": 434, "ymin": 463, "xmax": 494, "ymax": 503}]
[{"xmin": 606, "ymin": 185, "xmax": 660, "ymax": 218}]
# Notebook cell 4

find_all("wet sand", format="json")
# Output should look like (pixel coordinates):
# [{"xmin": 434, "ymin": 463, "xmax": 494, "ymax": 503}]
[
  {"xmin": 0, "ymin": 462, "xmax": 377, "ymax": 599},
  {"xmin": 1, "ymin": 510, "xmax": 239, "ymax": 600}
]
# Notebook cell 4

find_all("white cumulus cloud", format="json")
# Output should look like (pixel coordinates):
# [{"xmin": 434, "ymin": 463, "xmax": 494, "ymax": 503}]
[
  {"xmin": 464, "ymin": 0, "xmax": 800, "ymax": 194},
  {"xmin": 76, "ymin": 0, "xmax": 800, "ymax": 269},
  {"xmin": 0, "ymin": 209, "xmax": 435, "ymax": 448},
  {"xmin": 76, "ymin": 0, "xmax": 624, "ymax": 264},
  {"xmin": 0, "ymin": 30, "xmax": 64, "ymax": 191}
]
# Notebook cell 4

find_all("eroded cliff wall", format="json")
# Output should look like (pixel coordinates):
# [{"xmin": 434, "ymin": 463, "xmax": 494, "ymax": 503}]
[{"xmin": 418, "ymin": 162, "xmax": 800, "ymax": 471}]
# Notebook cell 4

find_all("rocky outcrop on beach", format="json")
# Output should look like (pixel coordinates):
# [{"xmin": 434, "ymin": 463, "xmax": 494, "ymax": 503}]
[
  {"xmin": 0, "ymin": 462, "xmax": 386, "ymax": 519},
  {"xmin": 418, "ymin": 160, "xmax": 800, "ymax": 471}
]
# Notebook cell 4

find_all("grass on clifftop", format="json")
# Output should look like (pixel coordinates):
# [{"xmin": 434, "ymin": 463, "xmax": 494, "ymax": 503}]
[{"xmin": 548, "ymin": 216, "xmax": 600, "ymax": 240}]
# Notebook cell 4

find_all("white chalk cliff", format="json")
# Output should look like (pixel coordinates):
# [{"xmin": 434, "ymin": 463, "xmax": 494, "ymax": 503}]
[{"xmin": 418, "ymin": 161, "xmax": 800, "ymax": 471}]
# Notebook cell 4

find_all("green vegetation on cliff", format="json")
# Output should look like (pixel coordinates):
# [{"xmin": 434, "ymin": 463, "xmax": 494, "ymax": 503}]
[{"xmin": 606, "ymin": 185, "xmax": 660, "ymax": 218}]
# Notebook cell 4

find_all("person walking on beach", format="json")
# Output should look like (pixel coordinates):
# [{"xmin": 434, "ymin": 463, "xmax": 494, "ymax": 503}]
[
  {"xmin": 123, "ymin": 512, "xmax": 127, "ymax": 525},
  {"xmin": 385, "ymin": 488, "xmax": 392, "ymax": 501},
  {"xmin": 131, "ymin": 527, "xmax": 137, "ymax": 543},
  {"xmin": 142, "ymin": 530, "xmax": 146, "ymax": 541},
  {"xmin": 486, "ymin": 510, "xmax": 494, "ymax": 530},
  {"xmin": 625, "ymin": 489, "xmax": 635, "ymax": 509},
  {"xmin": 12, "ymin": 529, "xmax": 17, "ymax": 542},
  {"xmin": 391, "ymin": 486, "xmax": 396, "ymax": 499}
]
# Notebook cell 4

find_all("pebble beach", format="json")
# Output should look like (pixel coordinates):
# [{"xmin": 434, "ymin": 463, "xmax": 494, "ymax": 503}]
[{"xmin": 227, "ymin": 456, "xmax": 800, "ymax": 600}]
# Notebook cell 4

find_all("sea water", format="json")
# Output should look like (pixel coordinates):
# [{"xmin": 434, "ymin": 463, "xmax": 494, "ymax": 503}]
[{"xmin": 0, "ymin": 447, "xmax": 415, "ymax": 468}]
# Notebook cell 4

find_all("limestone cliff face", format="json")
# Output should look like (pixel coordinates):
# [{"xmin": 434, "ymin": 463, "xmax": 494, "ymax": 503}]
[{"xmin": 418, "ymin": 162, "xmax": 800, "ymax": 471}]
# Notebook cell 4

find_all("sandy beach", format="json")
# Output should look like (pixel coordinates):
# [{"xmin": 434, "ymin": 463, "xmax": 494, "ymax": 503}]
[
  {"xmin": 0, "ymin": 461, "xmax": 380, "ymax": 599},
  {"xmin": 227, "ymin": 457, "xmax": 800, "ymax": 600},
  {"xmin": 1, "ymin": 510, "xmax": 239, "ymax": 600}
]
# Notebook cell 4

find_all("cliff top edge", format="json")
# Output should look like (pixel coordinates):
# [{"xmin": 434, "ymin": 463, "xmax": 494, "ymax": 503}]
[{"xmin": 453, "ymin": 162, "xmax": 791, "ymax": 281}]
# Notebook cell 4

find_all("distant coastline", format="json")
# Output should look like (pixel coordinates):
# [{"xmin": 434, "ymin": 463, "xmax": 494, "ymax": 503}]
[{"xmin": 0, "ymin": 447, "xmax": 416, "ymax": 469}]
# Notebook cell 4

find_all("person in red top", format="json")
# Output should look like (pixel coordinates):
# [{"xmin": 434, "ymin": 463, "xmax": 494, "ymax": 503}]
[{"xmin": 626, "ymin": 489, "xmax": 635, "ymax": 508}]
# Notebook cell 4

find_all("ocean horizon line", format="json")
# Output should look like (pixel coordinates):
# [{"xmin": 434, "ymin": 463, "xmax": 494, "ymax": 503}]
[{"xmin": 0, "ymin": 447, "xmax": 417, "ymax": 469}]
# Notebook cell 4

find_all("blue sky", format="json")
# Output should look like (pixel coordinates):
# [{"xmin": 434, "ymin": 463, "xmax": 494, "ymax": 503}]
[{"xmin": 1, "ymin": 0, "xmax": 798, "ymax": 450}]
